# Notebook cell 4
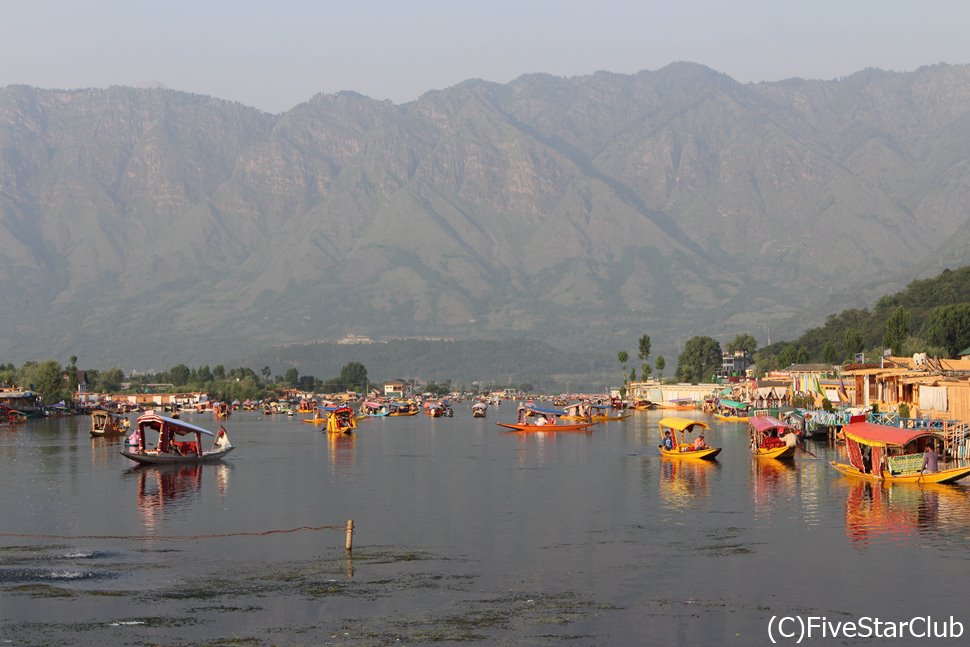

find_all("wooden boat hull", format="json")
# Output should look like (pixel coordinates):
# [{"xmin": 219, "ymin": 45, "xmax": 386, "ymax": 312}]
[
  {"xmin": 830, "ymin": 460, "xmax": 970, "ymax": 484},
  {"xmin": 595, "ymin": 414, "xmax": 630, "ymax": 422},
  {"xmin": 562, "ymin": 414, "xmax": 631, "ymax": 422},
  {"xmin": 715, "ymin": 414, "xmax": 750, "ymax": 423},
  {"xmin": 660, "ymin": 447, "xmax": 721, "ymax": 461},
  {"xmin": 301, "ymin": 417, "xmax": 327, "ymax": 425},
  {"xmin": 752, "ymin": 445, "xmax": 796, "ymax": 460},
  {"xmin": 120, "ymin": 447, "xmax": 234, "ymax": 465},
  {"xmin": 496, "ymin": 422, "xmax": 595, "ymax": 432}
]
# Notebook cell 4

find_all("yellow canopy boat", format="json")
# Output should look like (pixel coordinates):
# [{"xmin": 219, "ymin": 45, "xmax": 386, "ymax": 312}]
[
  {"xmin": 831, "ymin": 420, "xmax": 970, "ymax": 484},
  {"xmin": 658, "ymin": 417, "xmax": 720, "ymax": 460}
]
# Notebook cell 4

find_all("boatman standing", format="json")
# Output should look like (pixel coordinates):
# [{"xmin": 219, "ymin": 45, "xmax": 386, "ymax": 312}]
[
  {"xmin": 212, "ymin": 426, "xmax": 232, "ymax": 451},
  {"xmin": 921, "ymin": 444, "xmax": 939, "ymax": 473}
]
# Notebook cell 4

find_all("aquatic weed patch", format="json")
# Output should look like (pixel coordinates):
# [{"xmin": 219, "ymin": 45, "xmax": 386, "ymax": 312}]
[
  {"xmin": 6, "ymin": 583, "xmax": 76, "ymax": 598},
  {"xmin": 0, "ymin": 544, "xmax": 70, "ymax": 555},
  {"xmin": 334, "ymin": 590, "xmax": 615, "ymax": 644}
]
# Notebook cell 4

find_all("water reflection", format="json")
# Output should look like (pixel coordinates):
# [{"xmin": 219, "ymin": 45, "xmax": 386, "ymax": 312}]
[
  {"xmin": 658, "ymin": 458, "xmax": 717, "ymax": 509},
  {"xmin": 841, "ymin": 480, "xmax": 970, "ymax": 545},
  {"xmin": 131, "ymin": 464, "xmax": 204, "ymax": 532},
  {"xmin": 750, "ymin": 458, "xmax": 798, "ymax": 515},
  {"xmin": 327, "ymin": 432, "xmax": 356, "ymax": 472},
  {"xmin": 89, "ymin": 435, "xmax": 126, "ymax": 470}
]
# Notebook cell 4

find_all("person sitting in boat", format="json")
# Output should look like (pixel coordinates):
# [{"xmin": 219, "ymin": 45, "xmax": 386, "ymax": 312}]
[
  {"xmin": 661, "ymin": 431, "xmax": 674, "ymax": 451},
  {"xmin": 921, "ymin": 444, "xmax": 939, "ymax": 473},
  {"xmin": 534, "ymin": 415, "xmax": 548, "ymax": 426},
  {"xmin": 693, "ymin": 434, "xmax": 707, "ymax": 451},
  {"xmin": 212, "ymin": 426, "xmax": 232, "ymax": 451}
]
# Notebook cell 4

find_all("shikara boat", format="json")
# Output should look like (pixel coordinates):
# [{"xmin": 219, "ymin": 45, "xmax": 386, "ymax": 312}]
[
  {"xmin": 90, "ymin": 409, "xmax": 129, "ymax": 436},
  {"xmin": 658, "ymin": 417, "xmax": 721, "ymax": 460},
  {"xmin": 120, "ymin": 413, "xmax": 233, "ymax": 465},
  {"xmin": 830, "ymin": 419, "xmax": 970, "ymax": 484},
  {"xmin": 471, "ymin": 402, "xmax": 488, "ymax": 418},
  {"xmin": 661, "ymin": 399, "xmax": 698, "ymax": 411},
  {"xmin": 560, "ymin": 402, "xmax": 629, "ymax": 422},
  {"xmin": 301, "ymin": 404, "xmax": 327, "ymax": 425},
  {"xmin": 497, "ymin": 405, "xmax": 596, "ymax": 432},
  {"xmin": 213, "ymin": 402, "xmax": 231, "ymax": 419},
  {"xmin": 561, "ymin": 402, "xmax": 597, "ymax": 422},
  {"xmin": 424, "ymin": 400, "xmax": 454, "ymax": 417},
  {"xmin": 1, "ymin": 405, "xmax": 27, "ymax": 425},
  {"xmin": 714, "ymin": 399, "xmax": 752, "ymax": 422},
  {"xmin": 359, "ymin": 401, "xmax": 389, "ymax": 417},
  {"xmin": 325, "ymin": 406, "xmax": 357, "ymax": 434},
  {"xmin": 388, "ymin": 401, "xmax": 420, "ymax": 416},
  {"xmin": 748, "ymin": 414, "xmax": 798, "ymax": 460}
]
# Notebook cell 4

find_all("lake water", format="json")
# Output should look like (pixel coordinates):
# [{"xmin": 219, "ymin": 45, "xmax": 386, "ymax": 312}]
[{"xmin": 1, "ymin": 407, "xmax": 969, "ymax": 646}]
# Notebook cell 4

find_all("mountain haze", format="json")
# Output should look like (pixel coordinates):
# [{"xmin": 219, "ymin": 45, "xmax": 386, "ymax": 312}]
[{"xmin": 2, "ymin": 63, "xmax": 970, "ymax": 370}]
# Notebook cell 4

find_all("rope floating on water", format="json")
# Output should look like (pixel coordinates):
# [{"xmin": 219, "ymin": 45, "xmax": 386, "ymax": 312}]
[{"xmin": 0, "ymin": 520, "xmax": 353, "ymax": 543}]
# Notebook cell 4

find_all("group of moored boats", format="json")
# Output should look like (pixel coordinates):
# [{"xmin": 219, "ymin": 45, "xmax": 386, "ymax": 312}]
[
  {"xmin": 656, "ymin": 413, "xmax": 970, "ymax": 484},
  {"xmin": 87, "ymin": 399, "xmax": 970, "ymax": 485}
]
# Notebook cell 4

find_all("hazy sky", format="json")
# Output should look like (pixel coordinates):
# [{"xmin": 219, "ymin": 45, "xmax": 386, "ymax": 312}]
[{"xmin": 4, "ymin": 1, "xmax": 969, "ymax": 114}]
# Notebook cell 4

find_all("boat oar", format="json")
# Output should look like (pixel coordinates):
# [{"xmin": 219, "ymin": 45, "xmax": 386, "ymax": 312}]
[{"xmin": 796, "ymin": 445, "xmax": 819, "ymax": 459}]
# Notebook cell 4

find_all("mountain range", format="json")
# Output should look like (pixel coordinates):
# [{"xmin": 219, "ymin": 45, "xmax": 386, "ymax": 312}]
[{"xmin": 2, "ymin": 62, "xmax": 970, "ymax": 374}]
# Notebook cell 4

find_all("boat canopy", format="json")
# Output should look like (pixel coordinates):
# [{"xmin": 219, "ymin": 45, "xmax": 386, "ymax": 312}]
[
  {"xmin": 659, "ymin": 417, "xmax": 710, "ymax": 432},
  {"xmin": 748, "ymin": 415, "xmax": 793, "ymax": 434},
  {"xmin": 526, "ymin": 405, "xmax": 567, "ymax": 416},
  {"xmin": 137, "ymin": 413, "xmax": 215, "ymax": 436},
  {"xmin": 842, "ymin": 421, "xmax": 932, "ymax": 448},
  {"xmin": 719, "ymin": 399, "xmax": 749, "ymax": 409},
  {"xmin": 562, "ymin": 402, "xmax": 609, "ymax": 410}
]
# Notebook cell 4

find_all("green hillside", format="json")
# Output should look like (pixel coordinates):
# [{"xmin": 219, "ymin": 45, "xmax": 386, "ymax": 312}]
[{"xmin": 757, "ymin": 266, "xmax": 970, "ymax": 368}]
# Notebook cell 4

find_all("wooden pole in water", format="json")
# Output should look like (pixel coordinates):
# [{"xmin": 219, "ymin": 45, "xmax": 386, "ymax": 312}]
[{"xmin": 345, "ymin": 519, "xmax": 354, "ymax": 553}]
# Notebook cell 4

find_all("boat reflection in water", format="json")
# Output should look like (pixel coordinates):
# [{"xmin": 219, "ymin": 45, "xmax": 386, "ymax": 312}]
[
  {"xmin": 749, "ymin": 458, "xmax": 798, "ymax": 516},
  {"xmin": 658, "ymin": 458, "xmax": 718, "ymax": 510},
  {"xmin": 841, "ymin": 479, "xmax": 970, "ymax": 545},
  {"xmin": 129, "ymin": 464, "xmax": 222, "ymax": 532},
  {"xmin": 327, "ymin": 431, "xmax": 356, "ymax": 472}
]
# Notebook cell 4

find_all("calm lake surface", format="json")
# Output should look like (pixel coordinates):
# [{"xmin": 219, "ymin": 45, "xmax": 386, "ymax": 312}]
[{"xmin": 2, "ymin": 406, "xmax": 969, "ymax": 646}]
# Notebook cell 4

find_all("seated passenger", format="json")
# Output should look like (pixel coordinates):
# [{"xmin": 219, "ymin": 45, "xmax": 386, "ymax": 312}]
[
  {"xmin": 661, "ymin": 431, "xmax": 674, "ymax": 451},
  {"xmin": 693, "ymin": 434, "xmax": 707, "ymax": 451}
]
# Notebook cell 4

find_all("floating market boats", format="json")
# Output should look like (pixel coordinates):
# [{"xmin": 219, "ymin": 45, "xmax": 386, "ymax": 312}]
[
  {"xmin": 830, "ymin": 419, "xmax": 970, "ymax": 484},
  {"xmin": 120, "ymin": 413, "xmax": 233, "ymax": 465},
  {"xmin": 658, "ymin": 417, "xmax": 721, "ymax": 460}
]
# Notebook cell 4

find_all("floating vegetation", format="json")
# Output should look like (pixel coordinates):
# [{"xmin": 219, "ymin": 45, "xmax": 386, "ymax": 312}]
[
  {"xmin": 1, "ymin": 545, "xmax": 619, "ymax": 645},
  {"xmin": 0, "ymin": 568, "xmax": 112, "ymax": 583},
  {"xmin": 7, "ymin": 584, "xmax": 75, "ymax": 598}
]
